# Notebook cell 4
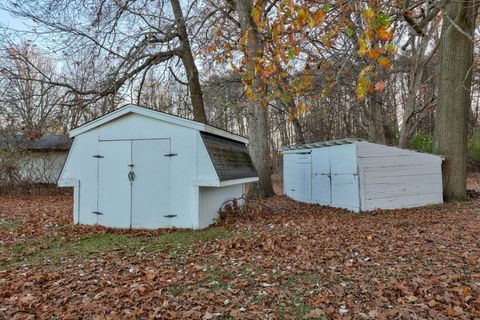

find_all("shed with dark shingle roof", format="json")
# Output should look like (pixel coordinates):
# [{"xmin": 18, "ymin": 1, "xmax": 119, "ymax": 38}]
[{"xmin": 59, "ymin": 104, "xmax": 259, "ymax": 230}]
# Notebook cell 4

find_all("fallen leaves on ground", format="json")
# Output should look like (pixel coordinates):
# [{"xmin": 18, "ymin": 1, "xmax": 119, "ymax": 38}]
[{"xmin": 1, "ymin": 185, "xmax": 480, "ymax": 319}]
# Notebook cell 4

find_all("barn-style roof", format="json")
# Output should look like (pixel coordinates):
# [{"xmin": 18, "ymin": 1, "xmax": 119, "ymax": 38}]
[
  {"xmin": 200, "ymin": 132, "xmax": 257, "ymax": 182},
  {"xmin": 0, "ymin": 134, "xmax": 72, "ymax": 151},
  {"xmin": 69, "ymin": 104, "xmax": 249, "ymax": 144}
]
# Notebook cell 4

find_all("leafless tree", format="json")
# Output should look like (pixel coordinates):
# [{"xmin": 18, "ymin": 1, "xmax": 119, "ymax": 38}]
[{"xmin": 1, "ymin": 0, "xmax": 208, "ymax": 123}]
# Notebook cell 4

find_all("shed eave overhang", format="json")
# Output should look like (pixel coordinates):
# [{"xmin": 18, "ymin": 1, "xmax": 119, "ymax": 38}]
[{"xmin": 194, "ymin": 176, "xmax": 258, "ymax": 187}]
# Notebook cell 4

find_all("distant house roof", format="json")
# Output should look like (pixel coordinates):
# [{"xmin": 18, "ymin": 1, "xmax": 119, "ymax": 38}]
[
  {"xmin": 69, "ymin": 104, "xmax": 249, "ymax": 144},
  {"xmin": 200, "ymin": 132, "xmax": 257, "ymax": 182},
  {"xmin": 0, "ymin": 133, "xmax": 72, "ymax": 151}
]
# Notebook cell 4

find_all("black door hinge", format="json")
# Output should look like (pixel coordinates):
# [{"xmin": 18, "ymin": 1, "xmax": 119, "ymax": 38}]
[
  {"xmin": 92, "ymin": 211, "xmax": 103, "ymax": 215},
  {"xmin": 164, "ymin": 153, "xmax": 178, "ymax": 157},
  {"xmin": 93, "ymin": 155, "xmax": 104, "ymax": 158}
]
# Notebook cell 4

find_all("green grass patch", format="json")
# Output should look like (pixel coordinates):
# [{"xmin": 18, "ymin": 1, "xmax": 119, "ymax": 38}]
[
  {"xmin": 0, "ymin": 218, "xmax": 21, "ymax": 230},
  {"xmin": 145, "ymin": 227, "xmax": 233, "ymax": 253},
  {"xmin": 1, "ymin": 226, "xmax": 233, "ymax": 267},
  {"xmin": 274, "ymin": 295, "xmax": 322, "ymax": 319}
]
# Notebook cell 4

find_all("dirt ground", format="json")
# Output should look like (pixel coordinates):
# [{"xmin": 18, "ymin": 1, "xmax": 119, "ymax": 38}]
[{"xmin": 1, "ymin": 176, "xmax": 480, "ymax": 319}]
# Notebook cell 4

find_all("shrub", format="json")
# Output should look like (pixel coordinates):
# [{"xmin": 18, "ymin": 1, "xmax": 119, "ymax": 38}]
[
  {"xmin": 409, "ymin": 133, "xmax": 433, "ymax": 153},
  {"xmin": 0, "ymin": 146, "xmax": 24, "ymax": 188},
  {"xmin": 468, "ymin": 132, "xmax": 480, "ymax": 168}
]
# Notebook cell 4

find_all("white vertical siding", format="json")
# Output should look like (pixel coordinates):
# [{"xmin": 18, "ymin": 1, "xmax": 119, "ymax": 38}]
[
  {"xmin": 60, "ymin": 129, "xmax": 99, "ymax": 225},
  {"xmin": 60, "ymin": 113, "xmax": 222, "ymax": 229},
  {"xmin": 311, "ymin": 147, "xmax": 331, "ymax": 205},
  {"xmin": 329, "ymin": 144, "xmax": 360, "ymax": 211},
  {"xmin": 283, "ymin": 150, "xmax": 311, "ymax": 202}
]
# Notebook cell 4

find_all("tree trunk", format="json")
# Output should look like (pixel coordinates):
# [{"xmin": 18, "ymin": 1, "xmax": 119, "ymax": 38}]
[
  {"xmin": 277, "ymin": 111, "xmax": 289, "ymax": 147},
  {"xmin": 235, "ymin": 0, "xmax": 275, "ymax": 199},
  {"xmin": 170, "ymin": 0, "xmax": 208, "ymax": 124},
  {"xmin": 292, "ymin": 117, "xmax": 305, "ymax": 144},
  {"xmin": 286, "ymin": 99, "xmax": 306, "ymax": 144},
  {"xmin": 366, "ymin": 92, "xmax": 386, "ymax": 143},
  {"xmin": 399, "ymin": 92, "xmax": 417, "ymax": 148},
  {"xmin": 433, "ymin": 1, "xmax": 479, "ymax": 200}
]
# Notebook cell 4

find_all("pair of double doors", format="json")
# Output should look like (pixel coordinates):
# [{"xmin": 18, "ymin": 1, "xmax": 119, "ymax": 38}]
[{"xmin": 96, "ymin": 139, "xmax": 171, "ymax": 229}]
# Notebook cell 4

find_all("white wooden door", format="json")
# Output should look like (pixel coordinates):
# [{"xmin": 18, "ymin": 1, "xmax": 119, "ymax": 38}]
[
  {"xmin": 292, "ymin": 153, "xmax": 311, "ymax": 202},
  {"xmin": 330, "ymin": 144, "xmax": 359, "ymax": 210},
  {"xmin": 131, "ymin": 139, "xmax": 171, "ymax": 228},
  {"xmin": 312, "ymin": 148, "xmax": 331, "ymax": 205},
  {"xmin": 97, "ymin": 140, "xmax": 132, "ymax": 228}
]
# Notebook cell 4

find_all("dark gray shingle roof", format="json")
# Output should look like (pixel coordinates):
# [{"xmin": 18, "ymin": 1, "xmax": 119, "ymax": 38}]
[
  {"xmin": 0, "ymin": 134, "xmax": 72, "ymax": 151},
  {"xmin": 200, "ymin": 132, "xmax": 257, "ymax": 182}
]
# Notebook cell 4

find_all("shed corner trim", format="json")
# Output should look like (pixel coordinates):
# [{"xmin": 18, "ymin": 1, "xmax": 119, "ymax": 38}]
[{"xmin": 58, "ymin": 178, "xmax": 79, "ymax": 187}]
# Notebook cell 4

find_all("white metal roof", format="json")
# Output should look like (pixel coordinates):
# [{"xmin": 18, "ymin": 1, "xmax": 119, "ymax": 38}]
[
  {"xmin": 283, "ymin": 138, "xmax": 364, "ymax": 151},
  {"xmin": 283, "ymin": 138, "xmax": 445, "ymax": 159},
  {"xmin": 69, "ymin": 104, "xmax": 249, "ymax": 144}
]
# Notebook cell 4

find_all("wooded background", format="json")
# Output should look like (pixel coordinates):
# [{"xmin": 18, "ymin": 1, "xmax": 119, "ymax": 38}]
[{"xmin": 0, "ymin": 0, "xmax": 479, "ymax": 200}]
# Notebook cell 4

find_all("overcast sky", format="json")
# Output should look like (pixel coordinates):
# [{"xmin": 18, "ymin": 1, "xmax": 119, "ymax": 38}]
[{"xmin": 0, "ymin": 7, "xmax": 29, "ymax": 30}]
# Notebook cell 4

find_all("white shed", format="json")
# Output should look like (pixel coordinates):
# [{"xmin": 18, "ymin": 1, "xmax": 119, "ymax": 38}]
[
  {"xmin": 283, "ymin": 138, "xmax": 443, "ymax": 211},
  {"xmin": 58, "ymin": 104, "xmax": 258, "ymax": 229}
]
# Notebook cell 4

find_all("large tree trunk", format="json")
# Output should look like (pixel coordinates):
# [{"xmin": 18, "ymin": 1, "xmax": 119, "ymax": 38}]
[
  {"xmin": 366, "ymin": 92, "xmax": 387, "ymax": 143},
  {"xmin": 235, "ymin": 0, "xmax": 275, "ymax": 199},
  {"xmin": 170, "ymin": 0, "xmax": 208, "ymax": 124},
  {"xmin": 433, "ymin": 1, "xmax": 479, "ymax": 200}
]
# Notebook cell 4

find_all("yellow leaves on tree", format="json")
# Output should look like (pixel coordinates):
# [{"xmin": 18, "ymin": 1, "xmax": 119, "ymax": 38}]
[
  {"xmin": 314, "ymin": 8, "xmax": 326, "ymax": 25},
  {"xmin": 377, "ymin": 26, "xmax": 394, "ymax": 42},
  {"xmin": 356, "ymin": 65, "xmax": 387, "ymax": 99},
  {"xmin": 203, "ymin": 1, "xmax": 398, "ymax": 108},
  {"xmin": 377, "ymin": 56, "xmax": 392, "ymax": 69},
  {"xmin": 355, "ymin": 5, "xmax": 396, "ymax": 99}
]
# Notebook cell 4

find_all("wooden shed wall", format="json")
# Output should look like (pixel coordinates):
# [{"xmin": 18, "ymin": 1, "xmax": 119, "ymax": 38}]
[
  {"xmin": 356, "ymin": 142, "xmax": 443, "ymax": 211},
  {"xmin": 283, "ymin": 150, "xmax": 312, "ymax": 203},
  {"xmin": 311, "ymin": 144, "xmax": 360, "ymax": 211}
]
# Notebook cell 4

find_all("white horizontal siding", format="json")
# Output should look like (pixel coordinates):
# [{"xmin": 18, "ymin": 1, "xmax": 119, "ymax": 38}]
[
  {"xmin": 357, "ymin": 141, "xmax": 443, "ymax": 211},
  {"xmin": 365, "ymin": 180, "xmax": 442, "ymax": 199},
  {"xmin": 365, "ymin": 193, "xmax": 443, "ymax": 210}
]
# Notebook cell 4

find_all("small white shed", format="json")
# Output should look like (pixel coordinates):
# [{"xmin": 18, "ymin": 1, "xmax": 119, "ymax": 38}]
[
  {"xmin": 58, "ymin": 104, "xmax": 258, "ymax": 229},
  {"xmin": 283, "ymin": 138, "xmax": 443, "ymax": 211}
]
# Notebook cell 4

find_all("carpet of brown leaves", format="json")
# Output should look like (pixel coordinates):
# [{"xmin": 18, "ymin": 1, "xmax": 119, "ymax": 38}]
[{"xmin": 1, "ymin": 180, "xmax": 480, "ymax": 319}]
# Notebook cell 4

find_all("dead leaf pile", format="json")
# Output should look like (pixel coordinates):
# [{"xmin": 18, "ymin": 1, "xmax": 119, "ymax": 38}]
[{"xmin": 1, "ymin": 185, "xmax": 480, "ymax": 319}]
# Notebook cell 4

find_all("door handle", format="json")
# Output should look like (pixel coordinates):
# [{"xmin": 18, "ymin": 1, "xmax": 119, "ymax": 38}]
[{"xmin": 128, "ymin": 171, "xmax": 135, "ymax": 182}]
